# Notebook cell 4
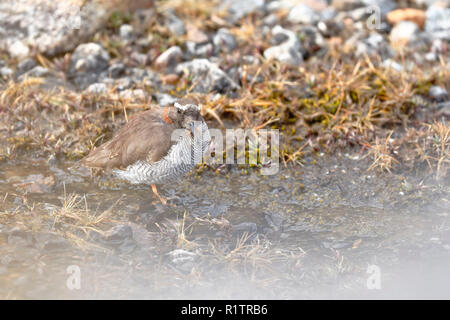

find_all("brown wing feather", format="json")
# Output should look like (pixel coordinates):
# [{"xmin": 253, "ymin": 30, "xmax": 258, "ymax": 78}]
[{"xmin": 81, "ymin": 108, "xmax": 177, "ymax": 170}]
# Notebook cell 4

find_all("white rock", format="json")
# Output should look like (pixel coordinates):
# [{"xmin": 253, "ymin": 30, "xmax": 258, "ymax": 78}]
[
  {"xmin": 0, "ymin": 67, "xmax": 13, "ymax": 77},
  {"xmin": 263, "ymin": 25, "xmax": 303, "ymax": 66},
  {"xmin": 287, "ymin": 4, "xmax": 319, "ymax": 25},
  {"xmin": 86, "ymin": 83, "xmax": 107, "ymax": 94},
  {"xmin": 154, "ymin": 46, "xmax": 183, "ymax": 69},
  {"xmin": 8, "ymin": 40, "xmax": 30, "ymax": 59},
  {"xmin": 119, "ymin": 24, "xmax": 134, "ymax": 39},
  {"xmin": 390, "ymin": 21, "xmax": 419, "ymax": 44}
]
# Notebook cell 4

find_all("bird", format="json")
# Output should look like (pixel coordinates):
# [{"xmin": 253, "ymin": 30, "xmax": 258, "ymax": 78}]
[{"xmin": 80, "ymin": 100, "xmax": 211, "ymax": 204}]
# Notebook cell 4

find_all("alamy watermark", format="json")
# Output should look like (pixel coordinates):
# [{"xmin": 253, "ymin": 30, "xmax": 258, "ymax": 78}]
[{"xmin": 173, "ymin": 122, "xmax": 280, "ymax": 175}]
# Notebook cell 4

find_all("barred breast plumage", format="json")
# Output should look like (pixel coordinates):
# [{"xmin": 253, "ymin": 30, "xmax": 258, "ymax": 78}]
[{"xmin": 81, "ymin": 101, "xmax": 211, "ymax": 204}]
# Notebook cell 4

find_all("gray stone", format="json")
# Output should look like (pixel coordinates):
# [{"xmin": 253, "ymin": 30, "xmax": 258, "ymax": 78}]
[
  {"xmin": 69, "ymin": 43, "xmax": 110, "ymax": 89},
  {"xmin": 429, "ymin": 86, "xmax": 448, "ymax": 102},
  {"xmin": 16, "ymin": 58, "xmax": 36, "ymax": 76},
  {"xmin": 154, "ymin": 46, "xmax": 183, "ymax": 69},
  {"xmin": 0, "ymin": 67, "xmax": 13, "ymax": 78},
  {"xmin": 86, "ymin": 83, "xmax": 107, "ymax": 94},
  {"xmin": 185, "ymin": 41, "xmax": 214, "ymax": 59},
  {"xmin": 221, "ymin": 0, "xmax": 265, "ymax": 22},
  {"xmin": 263, "ymin": 25, "xmax": 303, "ymax": 66},
  {"xmin": 17, "ymin": 66, "xmax": 50, "ymax": 82},
  {"xmin": 165, "ymin": 10, "xmax": 186, "ymax": 36},
  {"xmin": 213, "ymin": 28, "xmax": 237, "ymax": 53},
  {"xmin": 119, "ymin": 24, "xmax": 134, "ymax": 40},
  {"xmin": 425, "ymin": 3, "xmax": 450, "ymax": 40},
  {"xmin": 0, "ymin": 0, "xmax": 110, "ymax": 56},
  {"xmin": 108, "ymin": 63, "xmax": 126, "ymax": 78},
  {"xmin": 287, "ymin": 4, "xmax": 320, "ymax": 25},
  {"xmin": 155, "ymin": 93, "xmax": 177, "ymax": 107},
  {"xmin": 176, "ymin": 58, "xmax": 240, "ymax": 93}
]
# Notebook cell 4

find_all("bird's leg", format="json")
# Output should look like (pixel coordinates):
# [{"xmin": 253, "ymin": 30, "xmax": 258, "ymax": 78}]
[{"xmin": 151, "ymin": 184, "xmax": 168, "ymax": 205}]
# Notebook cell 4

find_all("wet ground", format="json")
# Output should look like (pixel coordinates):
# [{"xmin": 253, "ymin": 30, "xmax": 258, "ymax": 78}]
[{"xmin": 0, "ymin": 152, "xmax": 449, "ymax": 299}]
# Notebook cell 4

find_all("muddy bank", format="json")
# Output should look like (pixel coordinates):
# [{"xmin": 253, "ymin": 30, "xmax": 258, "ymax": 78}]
[{"xmin": 0, "ymin": 154, "xmax": 448, "ymax": 299}]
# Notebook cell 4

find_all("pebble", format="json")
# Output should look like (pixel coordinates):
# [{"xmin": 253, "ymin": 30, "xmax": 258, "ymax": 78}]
[
  {"xmin": 154, "ymin": 46, "xmax": 183, "ymax": 69},
  {"xmin": 263, "ymin": 25, "xmax": 303, "ymax": 66}
]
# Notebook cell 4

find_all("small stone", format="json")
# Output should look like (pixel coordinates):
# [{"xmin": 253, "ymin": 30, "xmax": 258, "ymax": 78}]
[
  {"xmin": 70, "ymin": 43, "xmax": 110, "ymax": 73},
  {"xmin": 69, "ymin": 43, "xmax": 110, "ymax": 88},
  {"xmin": 186, "ymin": 24, "xmax": 209, "ymax": 44},
  {"xmin": 425, "ymin": 2, "xmax": 450, "ymax": 38},
  {"xmin": 155, "ymin": 93, "xmax": 177, "ymax": 107},
  {"xmin": 119, "ymin": 89, "xmax": 146, "ymax": 100},
  {"xmin": 390, "ymin": 21, "xmax": 419, "ymax": 46},
  {"xmin": 165, "ymin": 11, "xmax": 186, "ymax": 36},
  {"xmin": 0, "ymin": 67, "xmax": 13, "ymax": 78},
  {"xmin": 18, "ymin": 66, "xmax": 50, "ymax": 81},
  {"xmin": 429, "ymin": 86, "xmax": 448, "ymax": 102},
  {"xmin": 86, "ymin": 83, "xmax": 107, "ymax": 94},
  {"xmin": 175, "ymin": 58, "xmax": 240, "ymax": 93},
  {"xmin": 8, "ymin": 40, "xmax": 30, "ymax": 59},
  {"xmin": 382, "ymin": 59, "xmax": 403, "ymax": 72},
  {"xmin": 263, "ymin": 25, "xmax": 303, "ymax": 66},
  {"xmin": 154, "ymin": 46, "xmax": 183, "ymax": 69},
  {"xmin": 16, "ymin": 58, "xmax": 36, "ymax": 75},
  {"xmin": 287, "ymin": 4, "xmax": 320, "ymax": 25},
  {"xmin": 130, "ymin": 51, "xmax": 148, "ymax": 65},
  {"xmin": 108, "ymin": 63, "xmax": 126, "ymax": 78},
  {"xmin": 119, "ymin": 24, "xmax": 134, "ymax": 39},
  {"xmin": 213, "ymin": 28, "xmax": 237, "ymax": 53},
  {"xmin": 221, "ymin": 0, "xmax": 265, "ymax": 22}
]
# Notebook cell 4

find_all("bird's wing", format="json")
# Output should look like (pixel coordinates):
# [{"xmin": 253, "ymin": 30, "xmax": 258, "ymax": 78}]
[{"xmin": 81, "ymin": 110, "xmax": 178, "ymax": 170}]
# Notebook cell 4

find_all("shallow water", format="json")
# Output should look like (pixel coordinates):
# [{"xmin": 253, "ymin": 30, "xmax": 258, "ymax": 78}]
[{"xmin": 0, "ymin": 154, "xmax": 449, "ymax": 299}]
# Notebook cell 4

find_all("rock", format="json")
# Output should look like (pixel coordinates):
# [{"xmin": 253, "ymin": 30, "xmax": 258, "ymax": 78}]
[
  {"xmin": 175, "ymin": 58, "xmax": 240, "ymax": 93},
  {"xmin": 108, "ymin": 63, "xmax": 126, "ymax": 78},
  {"xmin": 17, "ymin": 66, "xmax": 50, "ymax": 82},
  {"xmin": 155, "ymin": 93, "xmax": 177, "ymax": 107},
  {"xmin": 382, "ymin": 59, "xmax": 403, "ymax": 72},
  {"xmin": 389, "ymin": 21, "xmax": 419, "ymax": 46},
  {"xmin": 7, "ymin": 40, "xmax": 30, "ymax": 59},
  {"xmin": 119, "ymin": 89, "xmax": 146, "ymax": 100},
  {"xmin": 154, "ymin": 46, "xmax": 183, "ymax": 69},
  {"xmin": 119, "ymin": 24, "xmax": 134, "ymax": 40},
  {"xmin": 86, "ymin": 83, "xmax": 107, "ymax": 94},
  {"xmin": 287, "ymin": 4, "xmax": 320, "ymax": 25},
  {"xmin": 429, "ymin": 86, "xmax": 448, "ymax": 102},
  {"xmin": 69, "ymin": 43, "xmax": 110, "ymax": 89},
  {"xmin": 186, "ymin": 24, "xmax": 209, "ymax": 44},
  {"xmin": 165, "ymin": 10, "xmax": 186, "ymax": 36},
  {"xmin": 425, "ymin": 2, "xmax": 450, "ymax": 40},
  {"xmin": 213, "ymin": 28, "xmax": 237, "ymax": 53},
  {"xmin": 221, "ymin": 0, "xmax": 265, "ymax": 22},
  {"xmin": 16, "ymin": 58, "xmax": 36, "ymax": 76},
  {"xmin": 0, "ymin": 67, "xmax": 13, "ymax": 78},
  {"xmin": 354, "ymin": 33, "xmax": 394, "ymax": 58},
  {"xmin": 0, "ymin": 0, "xmax": 153, "ymax": 57},
  {"xmin": 166, "ymin": 249, "xmax": 197, "ymax": 272},
  {"xmin": 185, "ymin": 41, "xmax": 214, "ymax": 58},
  {"xmin": 387, "ymin": 8, "xmax": 426, "ymax": 29},
  {"xmin": 130, "ymin": 51, "xmax": 148, "ymax": 65},
  {"xmin": 263, "ymin": 25, "xmax": 303, "ymax": 66}
]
